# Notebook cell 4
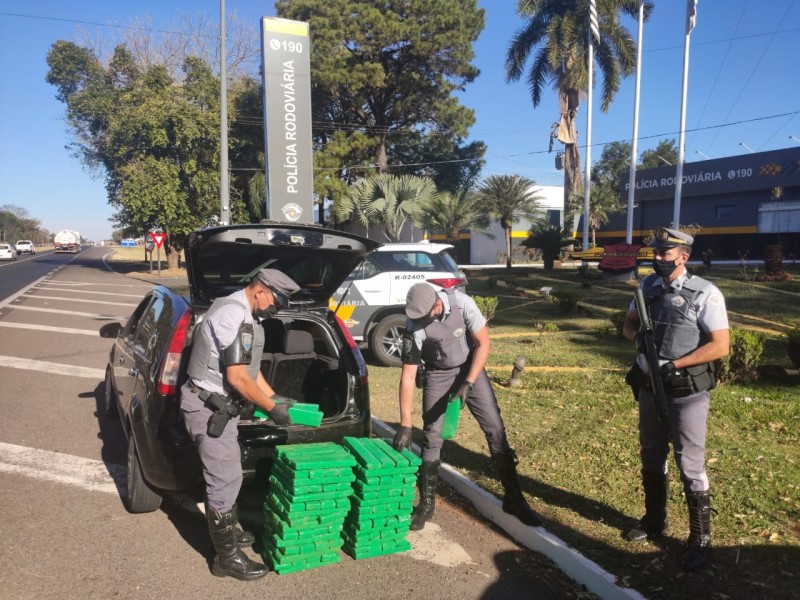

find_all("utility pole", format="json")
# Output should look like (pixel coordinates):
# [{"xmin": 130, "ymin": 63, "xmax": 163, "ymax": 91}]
[{"xmin": 219, "ymin": 0, "xmax": 230, "ymax": 226}]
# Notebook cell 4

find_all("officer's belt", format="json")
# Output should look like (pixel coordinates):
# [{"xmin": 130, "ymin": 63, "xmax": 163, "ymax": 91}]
[{"xmin": 425, "ymin": 364, "xmax": 462, "ymax": 372}]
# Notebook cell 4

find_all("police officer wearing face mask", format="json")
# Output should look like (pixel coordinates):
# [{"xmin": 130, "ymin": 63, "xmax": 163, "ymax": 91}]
[
  {"xmin": 181, "ymin": 268, "xmax": 300, "ymax": 580},
  {"xmin": 622, "ymin": 228, "xmax": 730, "ymax": 571},
  {"xmin": 392, "ymin": 283, "xmax": 542, "ymax": 530}
]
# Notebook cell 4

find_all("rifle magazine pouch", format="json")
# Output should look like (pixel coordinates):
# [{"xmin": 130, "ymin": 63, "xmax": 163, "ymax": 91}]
[{"xmin": 687, "ymin": 362, "xmax": 715, "ymax": 393}]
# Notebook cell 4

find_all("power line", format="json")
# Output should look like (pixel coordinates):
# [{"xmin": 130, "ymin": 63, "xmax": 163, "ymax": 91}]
[{"xmin": 0, "ymin": 11, "xmax": 214, "ymax": 38}]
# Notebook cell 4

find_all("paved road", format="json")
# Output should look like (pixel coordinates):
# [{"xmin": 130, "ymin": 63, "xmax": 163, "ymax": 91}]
[{"xmin": 0, "ymin": 247, "xmax": 566, "ymax": 600}]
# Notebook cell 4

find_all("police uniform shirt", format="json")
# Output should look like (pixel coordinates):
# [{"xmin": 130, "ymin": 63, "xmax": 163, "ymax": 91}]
[
  {"xmin": 401, "ymin": 289, "xmax": 486, "ymax": 365},
  {"xmin": 631, "ymin": 272, "xmax": 729, "ymax": 372},
  {"xmin": 195, "ymin": 289, "xmax": 254, "ymax": 394}
]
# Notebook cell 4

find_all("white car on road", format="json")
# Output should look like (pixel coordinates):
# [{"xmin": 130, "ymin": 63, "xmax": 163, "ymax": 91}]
[
  {"xmin": 0, "ymin": 243, "xmax": 17, "ymax": 261},
  {"xmin": 330, "ymin": 242, "xmax": 467, "ymax": 367},
  {"xmin": 15, "ymin": 240, "xmax": 35, "ymax": 254}
]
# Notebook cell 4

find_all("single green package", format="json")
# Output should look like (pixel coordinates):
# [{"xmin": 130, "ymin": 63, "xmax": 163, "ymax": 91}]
[{"xmin": 440, "ymin": 395, "xmax": 462, "ymax": 440}]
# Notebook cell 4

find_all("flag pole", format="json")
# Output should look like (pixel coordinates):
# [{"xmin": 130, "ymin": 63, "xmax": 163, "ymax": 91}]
[
  {"xmin": 673, "ymin": 0, "xmax": 697, "ymax": 228},
  {"xmin": 626, "ymin": 1, "xmax": 645, "ymax": 244},
  {"xmin": 583, "ymin": 1, "xmax": 599, "ymax": 251}
]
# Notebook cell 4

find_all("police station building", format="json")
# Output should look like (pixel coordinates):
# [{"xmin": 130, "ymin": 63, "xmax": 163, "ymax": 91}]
[{"xmin": 596, "ymin": 146, "xmax": 800, "ymax": 260}]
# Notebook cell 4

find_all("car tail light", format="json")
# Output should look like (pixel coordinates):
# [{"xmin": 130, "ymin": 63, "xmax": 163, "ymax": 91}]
[
  {"xmin": 156, "ymin": 307, "xmax": 192, "ymax": 396},
  {"xmin": 426, "ymin": 277, "xmax": 466, "ymax": 289},
  {"xmin": 334, "ymin": 314, "xmax": 369, "ymax": 387}
]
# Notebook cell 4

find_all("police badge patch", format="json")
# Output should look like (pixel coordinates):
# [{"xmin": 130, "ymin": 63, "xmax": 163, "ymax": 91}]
[
  {"xmin": 242, "ymin": 331, "xmax": 253, "ymax": 351},
  {"xmin": 671, "ymin": 296, "xmax": 685, "ymax": 307}
]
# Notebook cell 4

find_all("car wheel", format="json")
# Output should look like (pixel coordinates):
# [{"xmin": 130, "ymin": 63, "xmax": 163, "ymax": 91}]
[
  {"xmin": 370, "ymin": 314, "xmax": 406, "ymax": 368},
  {"xmin": 104, "ymin": 368, "xmax": 119, "ymax": 419},
  {"xmin": 125, "ymin": 435, "xmax": 162, "ymax": 513}
]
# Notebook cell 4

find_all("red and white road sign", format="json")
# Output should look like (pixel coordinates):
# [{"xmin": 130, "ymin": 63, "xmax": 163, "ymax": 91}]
[{"xmin": 149, "ymin": 232, "xmax": 166, "ymax": 249}]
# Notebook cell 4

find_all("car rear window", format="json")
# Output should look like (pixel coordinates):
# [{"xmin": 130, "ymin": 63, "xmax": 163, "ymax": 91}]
[
  {"xmin": 0, "ymin": 245, "xmax": 9, "ymax": 250},
  {"xmin": 370, "ymin": 251, "xmax": 454, "ymax": 273}
]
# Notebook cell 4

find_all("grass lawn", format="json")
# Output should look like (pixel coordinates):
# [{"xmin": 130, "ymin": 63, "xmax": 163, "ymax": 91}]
[{"xmin": 366, "ymin": 264, "xmax": 799, "ymax": 600}]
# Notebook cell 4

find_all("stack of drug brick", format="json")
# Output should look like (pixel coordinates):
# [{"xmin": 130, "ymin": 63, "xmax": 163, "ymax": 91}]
[
  {"xmin": 340, "ymin": 436, "xmax": 421, "ymax": 559},
  {"xmin": 261, "ymin": 442, "xmax": 356, "ymax": 574}
]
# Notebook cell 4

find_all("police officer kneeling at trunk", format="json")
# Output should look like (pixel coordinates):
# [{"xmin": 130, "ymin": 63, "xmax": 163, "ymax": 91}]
[
  {"xmin": 622, "ymin": 227, "xmax": 729, "ymax": 571},
  {"xmin": 181, "ymin": 268, "xmax": 300, "ymax": 580},
  {"xmin": 392, "ymin": 282, "xmax": 542, "ymax": 530}
]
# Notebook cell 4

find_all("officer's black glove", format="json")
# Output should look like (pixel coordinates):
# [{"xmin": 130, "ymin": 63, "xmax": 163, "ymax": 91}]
[
  {"xmin": 393, "ymin": 426, "xmax": 412, "ymax": 451},
  {"xmin": 660, "ymin": 361, "xmax": 677, "ymax": 379},
  {"xmin": 455, "ymin": 381, "xmax": 473, "ymax": 407},
  {"xmin": 266, "ymin": 401, "xmax": 293, "ymax": 426}
]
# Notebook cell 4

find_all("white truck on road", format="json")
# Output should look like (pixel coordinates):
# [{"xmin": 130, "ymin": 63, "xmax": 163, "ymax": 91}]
[{"xmin": 54, "ymin": 230, "xmax": 81, "ymax": 253}]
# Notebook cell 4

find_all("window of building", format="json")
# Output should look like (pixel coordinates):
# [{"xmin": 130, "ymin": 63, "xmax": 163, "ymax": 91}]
[
  {"xmin": 715, "ymin": 205, "xmax": 735, "ymax": 219},
  {"xmin": 758, "ymin": 201, "xmax": 800, "ymax": 233}
]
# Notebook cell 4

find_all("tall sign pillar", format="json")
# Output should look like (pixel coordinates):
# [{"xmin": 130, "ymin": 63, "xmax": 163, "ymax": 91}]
[{"xmin": 260, "ymin": 17, "xmax": 314, "ymax": 223}]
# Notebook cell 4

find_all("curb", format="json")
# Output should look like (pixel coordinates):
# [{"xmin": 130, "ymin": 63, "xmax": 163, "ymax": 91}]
[{"xmin": 371, "ymin": 418, "xmax": 646, "ymax": 600}]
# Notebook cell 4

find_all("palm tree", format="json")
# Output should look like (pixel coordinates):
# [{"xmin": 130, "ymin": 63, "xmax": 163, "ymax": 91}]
[
  {"xmin": 505, "ymin": 0, "xmax": 652, "ymax": 204},
  {"xmin": 520, "ymin": 220, "xmax": 574, "ymax": 270},
  {"xmin": 336, "ymin": 174, "xmax": 437, "ymax": 242},
  {"xmin": 476, "ymin": 175, "xmax": 542, "ymax": 268},
  {"xmin": 419, "ymin": 189, "xmax": 494, "ymax": 262}
]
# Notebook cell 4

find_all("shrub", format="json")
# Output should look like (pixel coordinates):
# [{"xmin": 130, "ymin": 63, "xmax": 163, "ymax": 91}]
[
  {"xmin": 609, "ymin": 310, "xmax": 627, "ymax": 338},
  {"xmin": 783, "ymin": 323, "xmax": 800, "ymax": 369},
  {"xmin": 474, "ymin": 296, "xmax": 499, "ymax": 325},
  {"xmin": 717, "ymin": 328, "xmax": 765, "ymax": 383},
  {"xmin": 551, "ymin": 289, "xmax": 582, "ymax": 315},
  {"xmin": 542, "ymin": 322, "xmax": 559, "ymax": 333}
]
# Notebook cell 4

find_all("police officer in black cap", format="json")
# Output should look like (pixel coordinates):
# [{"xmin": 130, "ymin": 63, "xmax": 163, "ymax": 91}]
[
  {"xmin": 622, "ymin": 227, "xmax": 730, "ymax": 571},
  {"xmin": 392, "ymin": 282, "xmax": 542, "ymax": 530},
  {"xmin": 181, "ymin": 268, "xmax": 300, "ymax": 580}
]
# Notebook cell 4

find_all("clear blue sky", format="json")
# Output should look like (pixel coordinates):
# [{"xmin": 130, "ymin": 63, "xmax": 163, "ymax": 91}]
[{"xmin": 2, "ymin": 1, "xmax": 799, "ymax": 242}]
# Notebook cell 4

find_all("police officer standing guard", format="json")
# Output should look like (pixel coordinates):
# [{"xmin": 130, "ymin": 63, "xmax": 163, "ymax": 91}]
[
  {"xmin": 181, "ymin": 268, "xmax": 300, "ymax": 580},
  {"xmin": 392, "ymin": 282, "xmax": 542, "ymax": 530},
  {"xmin": 622, "ymin": 228, "xmax": 729, "ymax": 571}
]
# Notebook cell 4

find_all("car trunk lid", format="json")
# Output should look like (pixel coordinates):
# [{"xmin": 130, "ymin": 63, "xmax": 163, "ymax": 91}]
[{"xmin": 186, "ymin": 223, "xmax": 380, "ymax": 308}]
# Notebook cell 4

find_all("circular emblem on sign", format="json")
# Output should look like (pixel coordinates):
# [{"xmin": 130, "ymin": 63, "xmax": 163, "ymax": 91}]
[
  {"xmin": 269, "ymin": 39, "xmax": 280, "ymax": 51},
  {"xmin": 282, "ymin": 202, "xmax": 303, "ymax": 222},
  {"xmin": 453, "ymin": 327, "xmax": 465, "ymax": 338},
  {"xmin": 242, "ymin": 332, "xmax": 253, "ymax": 351},
  {"xmin": 671, "ymin": 296, "xmax": 685, "ymax": 307}
]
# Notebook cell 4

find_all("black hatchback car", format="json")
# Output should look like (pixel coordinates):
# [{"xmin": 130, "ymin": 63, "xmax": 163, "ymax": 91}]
[{"xmin": 100, "ymin": 223, "xmax": 380, "ymax": 513}]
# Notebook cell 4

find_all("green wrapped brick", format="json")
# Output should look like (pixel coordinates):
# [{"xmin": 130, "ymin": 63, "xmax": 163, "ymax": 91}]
[
  {"xmin": 341, "ymin": 537, "xmax": 412, "ymax": 559},
  {"xmin": 269, "ymin": 475, "xmax": 354, "ymax": 503},
  {"xmin": 440, "ymin": 394, "xmax": 462, "ymax": 440},
  {"xmin": 253, "ymin": 402, "xmax": 324, "ymax": 428}
]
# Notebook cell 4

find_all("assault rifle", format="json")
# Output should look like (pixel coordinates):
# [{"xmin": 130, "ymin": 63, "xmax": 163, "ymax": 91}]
[{"xmin": 634, "ymin": 287, "xmax": 669, "ymax": 425}]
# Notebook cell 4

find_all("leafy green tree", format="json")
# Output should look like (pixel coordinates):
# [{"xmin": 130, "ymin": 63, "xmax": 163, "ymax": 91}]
[
  {"xmin": 46, "ymin": 42, "xmax": 234, "ymax": 268},
  {"xmin": 520, "ymin": 221, "xmax": 574, "ymax": 270},
  {"xmin": 336, "ymin": 174, "xmax": 437, "ymax": 242},
  {"xmin": 477, "ymin": 175, "xmax": 542, "ymax": 268},
  {"xmin": 419, "ymin": 189, "xmax": 493, "ymax": 262},
  {"xmin": 505, "ymin": 0, "xmax": 652, "ymax": 204},
  {"xmin": 276, "ymin": 0, "xmax": 486, "ymax": 191},
  {"xmin": 640, "ymin": 138, "xmax": 679, "ymax": 169}
]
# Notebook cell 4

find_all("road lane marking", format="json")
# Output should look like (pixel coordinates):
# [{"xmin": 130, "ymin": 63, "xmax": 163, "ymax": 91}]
[
  {"xmin": 22, "ymin": 293, "xmax": 138, "ymax": 308},
  {"xmin": 0, "ymin": 355, "xmax": 105, "ymax": 378},
  {"xmin": 0, "ymin": 322, "xmax": 106, "ymax": 337},
  {"xmin": 31, "ymin": 287, "xmax": 144, "ymax": 299},
  {"xmin": 41, "ymin": 279, "xmax": 153, "ymax": 289},
  {"xmin": 0, "ymin": 442, "xmax": 125, "ymax": 495},
  {"xmin": 5, "ymin": 305, "xmax": 127, "ymax": 320}
]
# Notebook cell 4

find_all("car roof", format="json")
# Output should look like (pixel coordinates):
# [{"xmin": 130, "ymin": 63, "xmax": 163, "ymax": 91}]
[{"xmin": 376, "ymin": 242, "xmax": 453, "ymax": 253}]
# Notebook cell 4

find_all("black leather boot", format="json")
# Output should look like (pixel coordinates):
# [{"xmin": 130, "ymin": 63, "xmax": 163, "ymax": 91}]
[
  {"xmin": 491, "ymin": 449, "xmax": 542, "ymax": 527},
  {"xmin": 230, "ymin": 504, "xmax": 255, "ymax": 548},
  {"xmin": 206, "ymin": 502, "xmax": 254, "ymax": 548},
  {"xmin": 683, "ymin": 490, "xmax": 712, "ymax": 571},
  {"xmin": 410, "ymin": 460, "xmax": 440, "ymax": 531},
  {"xmin": 626, "ymin": 470, "xmax": 669, "ymax": 541},
  {"xmin": 207, "ymin": 507, "xmax": 268, "ymax": 580}
]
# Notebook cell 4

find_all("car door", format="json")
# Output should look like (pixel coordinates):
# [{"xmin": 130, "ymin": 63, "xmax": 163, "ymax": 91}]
[
  {"xmin": 127, "ymin": 293, "xmax": 164, "ymax": 427},
  {"xmin": 113, "ymin": 294, "xmax": 156, "ymax": 417},
  {"xmin": 331, "ymin": 255, "xmax": 389, "ymax": 340}
]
